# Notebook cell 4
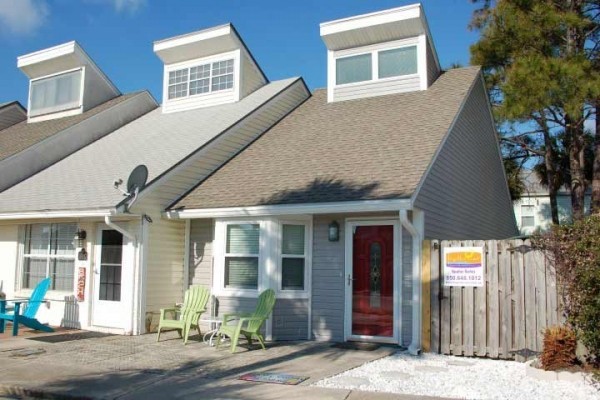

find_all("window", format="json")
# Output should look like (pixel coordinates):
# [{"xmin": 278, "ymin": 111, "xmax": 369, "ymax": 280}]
[
  {"xmin": 521, "ymin": 205, "xmax": 535, "ymax": 228},
  {"xmin": 335, "ymin": 45, "xmax": 418, "ymax": 86},
  {"xmin": 378, "ymin": 46, "xmax": 418, "ymax": 78},
  {"xmin": 30, "ymin": 70, "xmax": 82, "ymax": 117},
  {"xmin": 167, "ymin": 58, "xmax": 234, "ymax": 100},
  {"xmin": 281, "ymin": 224, "xmax": 306, "ymax": 291},
  {"xmin": 99, "ymin": 230, "xmax": 123, "ymax": 302},
  {"xmin": 22, "ymin": 223, "xmax": 76, "ymax": 291},
  {"xmin": 336, "ymin": 54, "xmax": 372, "ymax": 85},
  {"xmin": 224, "ymin": 224, "xmax": 259, "ymax": 289}
]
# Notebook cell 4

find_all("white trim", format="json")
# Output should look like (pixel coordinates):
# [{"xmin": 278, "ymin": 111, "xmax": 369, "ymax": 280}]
[
  {"xmin": 154, "ymin": 24, "xmax": 232, "ymax": 53},
  {"xmin": 0, "ymin": 209, "xmax": 113, "ymax": 221},
  {"xmin": 320, "ymin": 4, "xmax": 421, "ymax": 36},
  {"xmin": 418, "ymin": 34, "xmax": 428, "ymax": 91},
  {"xmin": 399, "ymin": 209, "xmax": 423, "ymax": 355},
  {"xmin": 167, "ymin": 199, "xmax": 412, "ymax": 219},
  {"xmin": 277, "ymin": 219, "xmax": 312, "ymax": 298},
  {"xmin": 344, "ymin": 219, "xmax": 401, "ymax": 344}
]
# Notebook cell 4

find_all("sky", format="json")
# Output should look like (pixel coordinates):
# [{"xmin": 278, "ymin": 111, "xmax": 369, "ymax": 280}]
[{"xmin": 0, "ymin": 0, "xmax": 482, "ymax": 106}]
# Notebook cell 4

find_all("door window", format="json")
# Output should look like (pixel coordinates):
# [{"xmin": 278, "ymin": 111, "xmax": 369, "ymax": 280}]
[{"xmin": 99, "ymin": 230, "xmax": 123, "ymax": 302}]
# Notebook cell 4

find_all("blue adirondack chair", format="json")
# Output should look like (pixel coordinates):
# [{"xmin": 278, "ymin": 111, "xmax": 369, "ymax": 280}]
[{"xmin": 0, "ymin": 278, "xmax": 54, "ymax": 336}]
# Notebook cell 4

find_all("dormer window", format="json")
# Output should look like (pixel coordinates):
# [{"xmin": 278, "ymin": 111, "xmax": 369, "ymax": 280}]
[
  {"xmin": 30, "ymin": 69, "xmax": 82, "ymax": 117},
  {"xmin": 335, "ymin": 44, "xmax": 418, "ymax": 87},
  {"xmin": 167, "ymin": 59, "xmax": 234, "ymax": 100}
]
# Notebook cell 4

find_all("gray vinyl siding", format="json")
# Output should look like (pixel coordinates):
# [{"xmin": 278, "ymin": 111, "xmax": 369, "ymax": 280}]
[
  {"xmin": 426, "ymin": 40, "xmax": 440, "ymax": 88},
  {"xmin": 414, "ymin": 75, "xmax": 518, "ymax": 239},
  {"xmin": 272, "ymin": 299, "xmax": 309, "ymax": 340},
  {"xmin": 0, "ymin": 103, "xmax": 26, "ymax": 131},
  {"xmin": 311, "ymin": 215, "xmax": 346, "ymax": 341},
  {"xmin": 333, "ymin": 75, "xmax": 421, "ymax": 102},
  {"xmin": 401, "ymin": 227, "xmax": 413, "ymax": 346}
]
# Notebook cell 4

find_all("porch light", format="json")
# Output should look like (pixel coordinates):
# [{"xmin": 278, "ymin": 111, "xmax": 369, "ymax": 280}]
[
  {"xmin": 328, "ymin": 221, "xmax": 340, "ymax": 242},
  {"xmin": 74, "ymin": 229, "xmax": 87, "ymax": 248}
]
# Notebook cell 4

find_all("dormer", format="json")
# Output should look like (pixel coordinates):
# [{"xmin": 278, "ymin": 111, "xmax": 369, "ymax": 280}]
[
  {"xmin": 17, "ymin": 41, "xmax": 120, "ymax": 122},
  {"xmin": 320, "ymin": 3, "xmax": 441, "ymax": 103},
  {"xmin": 153, "ymin": 24, "xmax": 268, "ymax": 114}
]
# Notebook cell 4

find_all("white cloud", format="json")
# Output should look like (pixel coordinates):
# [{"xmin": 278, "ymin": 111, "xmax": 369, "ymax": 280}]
[
  {"xmin": 0, "ymin": 0, "xmax": 48, "ymax": 36},
  {"xmin": 105, "ymin": 0, "xmax": 146, "ymax": 13}
]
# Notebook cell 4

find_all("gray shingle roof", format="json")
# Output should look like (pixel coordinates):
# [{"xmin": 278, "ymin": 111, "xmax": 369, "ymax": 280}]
[
  {"xmin": 172, "ymin": 67, "xmax": 481, "ymax": 210},
  {"xmin": 0, "ymin": 78, "xmax": 298, "ymax": 213},
  {"xmin": 0, "ymin": 95, "xmax": 134, "ymax": 161}
]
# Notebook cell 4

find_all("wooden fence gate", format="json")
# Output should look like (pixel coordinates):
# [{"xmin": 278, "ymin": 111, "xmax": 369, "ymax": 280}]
[{"xmin": 423, "ymin": 239, "xmax": 561, "ymax": 360}]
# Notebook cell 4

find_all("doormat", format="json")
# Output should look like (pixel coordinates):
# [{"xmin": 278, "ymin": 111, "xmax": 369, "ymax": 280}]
[
  {"xmin": 238, "ymin": 372, "xmax": 309, "ymax": 385},
  {"xmin": 26, "ymin": 331, "xmax": 113, "ymax": 343},
  {"xmin": 331, "ymin": 342, "xmax": 380, "ymax": 351}
]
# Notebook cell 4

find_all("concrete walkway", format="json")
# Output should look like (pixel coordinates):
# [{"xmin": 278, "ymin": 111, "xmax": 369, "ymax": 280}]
[{"xmin": 0, "ymin": 328, "xmax": 448, "ymax": 400}]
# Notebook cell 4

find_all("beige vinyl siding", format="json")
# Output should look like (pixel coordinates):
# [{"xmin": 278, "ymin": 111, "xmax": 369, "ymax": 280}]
[
  {"xmin": 241, "ymin": 53, "xmax": 267, "ymax": 99},
  {"xmin": 133, "ymin": 79, "xmax": 309, "ymax": 213},
  {"xmin": 401, "ymin": 226, "xmax": 413, "ymax": 346},
  {"xmin": 82, "ymin": 66, "xmax": 119, "ymax": 111},
  {"xmin": 144, "ymin": 217, "xmax": 186, "ymax": 328},
  {"xmin": 414, "ymin": 75, "xmax": 518, "ymax": 239},
  {"xmin": 426, "ymin": 40, "xmax": 440, "ymax": 88},
  {"xmin": 189, "ymin": 218, "xmax": 214, "ymax": 287},
  {"xmin": 333, "ymin": 75, "xmax": 421, "ymax": 102},
  {"xmin": 162, "ymin": 89, "xmax": 237, "ymax": 114},
  {"xmin": 0, "ymin": 224, "xmax": 19, "ymax": 300}
]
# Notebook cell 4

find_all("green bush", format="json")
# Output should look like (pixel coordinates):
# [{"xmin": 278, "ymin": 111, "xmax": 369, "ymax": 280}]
[{"xmin": 534, "ymin": 215, "xmax": 600, "ymax": 366}]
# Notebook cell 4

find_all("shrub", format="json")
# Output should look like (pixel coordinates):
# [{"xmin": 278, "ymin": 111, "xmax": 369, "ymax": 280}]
[
  {"xmin": 540, "ymin": 326, "xmax": 577, "ymax": 370},
  {"xmin": 534, "ymin": 215, "xmax": 600, "ymax": 366}
]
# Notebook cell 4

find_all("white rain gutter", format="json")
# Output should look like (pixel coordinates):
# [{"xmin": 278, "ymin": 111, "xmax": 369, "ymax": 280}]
[
  {"xmin": 104, "ymin": 215, "xmax": 136, "ymax": 241},
  {"xmin": 399, "ymin": 209, "xmax": 422, "ymax": 355}
]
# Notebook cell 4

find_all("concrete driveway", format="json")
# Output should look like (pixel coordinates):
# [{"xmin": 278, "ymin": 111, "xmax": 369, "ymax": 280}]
[{"xmin": 0, "ymin": 328, "xmax": 446, "ymax": 400}]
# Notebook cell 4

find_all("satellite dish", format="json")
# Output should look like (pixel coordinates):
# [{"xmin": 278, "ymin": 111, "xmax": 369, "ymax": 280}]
[{"xmin": 127, "ymin": 165, "xmax": 148, "ymax": 195}]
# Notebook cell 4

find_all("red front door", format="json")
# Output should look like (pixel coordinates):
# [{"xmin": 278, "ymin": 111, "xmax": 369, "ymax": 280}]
[{"xmin": 352, "ymin": 225, "xmax": 394, "ymax": 337}]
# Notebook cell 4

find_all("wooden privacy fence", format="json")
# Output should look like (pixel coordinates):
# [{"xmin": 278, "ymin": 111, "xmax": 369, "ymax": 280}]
[{"xmin": 422, "ymin": 239, "xmax": 561, "ymax": 360}]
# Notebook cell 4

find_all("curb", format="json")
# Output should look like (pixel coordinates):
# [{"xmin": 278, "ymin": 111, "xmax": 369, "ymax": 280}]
[{"xmin": 0, "ymin": 385, "xmax": 94, "ymax": 400}]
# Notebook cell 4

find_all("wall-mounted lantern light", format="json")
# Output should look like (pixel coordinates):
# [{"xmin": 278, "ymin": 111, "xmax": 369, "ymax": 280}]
[
  {"xmin": 75, "ymin": 229, "xmax": 87, "ymax": 248},
  {"xmin": 328, "ymin": 221, "xmax": 340, "ymax": 242}
]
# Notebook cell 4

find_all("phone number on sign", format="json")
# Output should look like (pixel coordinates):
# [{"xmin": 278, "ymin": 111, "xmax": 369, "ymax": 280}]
[{"xmin": 446, "ymin": 275, "xmax": 482, "ymax": 281}]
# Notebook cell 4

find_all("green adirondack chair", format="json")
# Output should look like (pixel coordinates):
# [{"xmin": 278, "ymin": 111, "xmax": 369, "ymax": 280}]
[
  {"xmin": 156, "ymin": 285, "xmax": 210, "ymax": 345},
  {"xmin": 0, "ymin": 278, "xmax": 54, "ymax": 336},
  {"xmin": 216, "ymin": 288, "xmax": 276, "ymax": 353}
]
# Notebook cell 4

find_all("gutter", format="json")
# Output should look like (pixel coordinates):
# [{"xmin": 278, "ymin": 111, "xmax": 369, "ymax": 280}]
[{"xmin": 399, "ymin": 209, "xmax": 422, "ymax": 356}]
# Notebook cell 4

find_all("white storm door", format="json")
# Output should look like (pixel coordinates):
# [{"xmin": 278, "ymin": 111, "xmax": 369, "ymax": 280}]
[{"xmin": 92, "ymin": 228, "xmax": 125, "ymax": 328}]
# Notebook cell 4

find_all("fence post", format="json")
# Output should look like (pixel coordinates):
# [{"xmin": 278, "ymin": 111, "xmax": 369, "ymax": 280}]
[{"xmin": 430, "ymin": 240, "xmax": 441, "ymax": 353}]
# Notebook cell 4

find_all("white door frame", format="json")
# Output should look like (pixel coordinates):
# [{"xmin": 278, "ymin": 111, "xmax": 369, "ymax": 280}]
[
  {"xmin": 91, "ymin": 225, "xmax": 133, "ymax": 330},
  {"xmin": 344, "ymin": 219, "xmax": 401, "ymax": 344}
]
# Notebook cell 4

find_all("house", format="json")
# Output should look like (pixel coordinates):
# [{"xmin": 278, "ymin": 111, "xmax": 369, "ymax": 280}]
[
  {"xmin": 165, "ymin": 4, "xmax": 517, "ymax": 354},
  {"xmin": 0, "ymin": 42, "xmax": 157, "ymax": 193},
  {"xmin": 0, "ymin": 24, "xmax": 309, "ymax": 335},
  {"xmin": 514, "ymin": 170, "xmax": 592, "ymax": 235},
  {"xmin": 0, "ymin": 4, "xmax": 516, "ymax": 354}
]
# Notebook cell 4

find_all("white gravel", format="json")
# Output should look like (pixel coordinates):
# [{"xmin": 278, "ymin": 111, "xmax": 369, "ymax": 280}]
[{"xmin": 314, "ymin": 352, "xmax": 600, "ymax": 400}]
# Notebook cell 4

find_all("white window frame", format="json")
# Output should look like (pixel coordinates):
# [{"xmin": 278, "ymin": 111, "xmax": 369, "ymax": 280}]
[
  {"xmin": 520, "ymin": 204, "xmax": 536, "ymax": 228},
  {"xmin": 19, "ymin": 223, "xmax": 77, "ymax": 294},
  {"xmin": 333, "ymin": 38, "xmax": 419, "ymax": 88},
  {"xmin": 213, "ymin": 216, "xmax": 312, "ymax": 299},
  {"xmin": 28, "ymin": 67, "xmax": 84, "ymax": 118},
  {"xmin": 164, "ymin": 52, "xmax": 237, "ymax": 101}
]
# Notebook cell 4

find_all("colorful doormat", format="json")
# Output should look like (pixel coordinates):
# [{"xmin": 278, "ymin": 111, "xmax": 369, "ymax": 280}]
[{"xmin": 238, "ymin": 372, "xmax": 309, "ymax": 385}]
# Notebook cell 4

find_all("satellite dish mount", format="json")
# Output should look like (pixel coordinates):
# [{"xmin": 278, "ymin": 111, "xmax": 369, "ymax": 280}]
[{"xmin": 113, "ymin": 165, "xmax": 148, "ymax": 209}]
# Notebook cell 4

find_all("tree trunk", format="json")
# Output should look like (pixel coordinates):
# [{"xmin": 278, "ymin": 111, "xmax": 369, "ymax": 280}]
[
  {"xmin": 568, "ymin": 115, "xmax": 586, "ymax": 220},
  {"xmin": 592, "ymin": 100, "xmax": 600, "ymax": 214},
  {"xmin": 543, "ymin": 123, "xmax": 560, "ymax": 224}
]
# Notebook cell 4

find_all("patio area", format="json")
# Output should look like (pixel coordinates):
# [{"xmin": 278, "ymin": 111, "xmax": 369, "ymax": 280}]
[{"xmin": 0, "ymin": 327, "xmax": 437, "ymax": 400}]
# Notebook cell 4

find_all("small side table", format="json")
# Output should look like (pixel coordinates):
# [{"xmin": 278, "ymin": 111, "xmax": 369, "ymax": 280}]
[{"xmin": 199, "ymin": 318, "xmax": 222, "ymax": 346}]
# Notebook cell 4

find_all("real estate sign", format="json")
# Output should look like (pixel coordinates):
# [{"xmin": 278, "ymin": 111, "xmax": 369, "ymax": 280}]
[{"xmin": 443, "ymin": 247, "xmax": 484, "ymax": 287}]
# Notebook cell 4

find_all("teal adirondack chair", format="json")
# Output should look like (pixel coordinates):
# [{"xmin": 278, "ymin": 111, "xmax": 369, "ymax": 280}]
[
  {"xmin": 216, "ymin": 289, "xmax": 276, "ymax": 353},
  {"xmin": 156, "ymin": 285, "xmax": 210, "ymax": 345},
  {"xmin": 0, "ymin": 278, "xmax": 54, "ymax": 336}
]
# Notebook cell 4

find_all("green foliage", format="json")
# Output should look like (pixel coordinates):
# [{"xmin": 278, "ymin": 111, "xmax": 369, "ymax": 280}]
[
  {"xmin": 534, "ymin": 215, "xmax": 600, "ymax": 365},
  {"xmin": 504, "ymin": 157, "xmax": 526, "ymax": 200}
]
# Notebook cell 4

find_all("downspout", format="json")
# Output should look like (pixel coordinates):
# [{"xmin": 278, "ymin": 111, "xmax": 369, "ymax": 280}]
[
  {"xmin": 399, "ymin": 209, "xmax": 422, "ymax": 355},
  {"xmin": 104, "ymin": 215, "xmax": 138, "ymax": 334}
]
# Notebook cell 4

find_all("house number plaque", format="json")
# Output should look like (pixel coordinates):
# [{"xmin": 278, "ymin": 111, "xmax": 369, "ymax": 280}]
[{"xmin": 77, "ymin": 267, "xmax": 86, "ymax": 302}]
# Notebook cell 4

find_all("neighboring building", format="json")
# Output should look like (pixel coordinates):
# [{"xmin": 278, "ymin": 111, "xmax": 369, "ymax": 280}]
[
  {"xmin": 0, "ymin": 41, "xmax": 157, "ymax": 192},
  {"xmin": 0, "ymin": 4, "xmax": 517, "ymax": 355},
  {"xmin": 514, "ymin": 170, "xmax": 592, "ymax": 235},
  {"xmin": 0, "ymin": 24, "xmax": 308, "ymax": 335}
]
